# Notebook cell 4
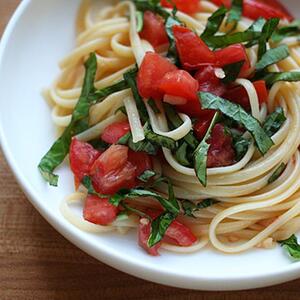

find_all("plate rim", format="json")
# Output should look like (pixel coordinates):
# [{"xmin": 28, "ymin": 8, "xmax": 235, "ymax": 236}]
[{"xmin": 0, "ymin": 0, "xmax": 300, "ymax": 291}]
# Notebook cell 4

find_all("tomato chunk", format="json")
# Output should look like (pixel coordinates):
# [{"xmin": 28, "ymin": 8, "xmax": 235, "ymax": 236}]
[
  {"xmin": 161, "ymin": 0, "xmax": 200, "ymax": 14},
  {"xmin": 210, "ymin": 0, "xmax": 231, "ymax": 8},
  {"xmin": 138, "ymin": 218, "xmax": 161, "ymax": 256},
  {"xmin": 128, "ymin": 150, "xmax": 152, "ymax": 177},
  {"xmin": 193, "ymin": 111, "xmax": 216, "ymax": 141},
  {"xmin": 139, "ymin": 11, "xmax": 169, "ymax": 48},
  {"xmin": 207, "ymin": 124, "xmax": 235, "ymax": 168},
  {"xmin": 101, "ymin": 121, "xmax": 130, "ymax": 144},
  {"xmin": 69, "ymin": 138, "xmax": 101, "ymax": 182},
  {"xmin": 137, "ymin": 52, "xmax": 177, "ymax": 100},
  {"xmin": 90, "ymin": 145, "xmax": 136, "ymax": 195},
  {"xmin": 215, "ymin": 44, "xmax": 250, "ymax": 78},
  {"xmin": 253, "ymin": 80, "xmax": 268, "ymax": 104},
  {"xmin": 173, "ymin": 25, "xmax": 216, "ymax": 70},
  {"xmin": 83, "ymin": 195, "xmax": 119, "ymax": 225}
]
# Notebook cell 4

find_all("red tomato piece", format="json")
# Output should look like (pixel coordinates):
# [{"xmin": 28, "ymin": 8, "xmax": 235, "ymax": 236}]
[
  {"xmin": 210, "ymin": 0, "xmax": 231, "ymax": 8},
  {"xmin": 139, "ymin": 11, "xmax": 169, "ymax": 48},
  {"xmin": 193, "ymin": 111, "xmax": 216, "ymax": 141},
  {"xmin": 101, "ymin": 121, "xmax": 130, "ymax": 144},
  {"xmin": 90, "ymin": 145, "xmax": 136, "ymax": 195},
  {"xmin": 83, "ymin": 195, "xmax": 119, "ymax": 226},
  {"xmin": 259, "ymin": 0, "xmax": 294, "ymax": 21},
  {"xmin": 160, "ymin": 0, "xmax": 200, "ymax": 14},
  {"xmin": 215, "ymin": 44, "xmax": 250, "ymax": 78},
  {"xmin": 207, "ymin": 124, "xmax": 235, "ymax": 168},
  {"xmin": 128, "ymin": 150, "xmax": 152, "ymax": 177},
  {"xmin": 173, "ymin": 25, "xmax": 216, "ymax": 70},
  {"xmin": 160, "ymin": 70, "xmax": 199, "ymax": 101},
  {"xmin": 223, "ymin": 80, "xmax": 268, "ymax": 111},
  {"xmin": 69, "ymin": 138, "xmax": 101, "ymax": 182},
  {"xmin": 137, "ymin": 52, "xmax": 177, "ymax": 100},
  {"xmin": 243, "ymin": 0, "xmax": 293, "ymax": 21},
  {"xmin": 138, "ymin": 218, "xmax": 161, "ymax": 256}
]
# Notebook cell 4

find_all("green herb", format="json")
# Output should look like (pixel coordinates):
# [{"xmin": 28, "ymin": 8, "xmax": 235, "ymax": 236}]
[
  {"xmin": 233, "ymin": 135, "xmax": 250, "ymax": 161},
  {"xmin": 201, "ymin": 6, "xmax": 227, "ymax": 41},
  {"xmin": 272, "ymin": 20, "xmax": 300, "ymax": 43},
  {"xmin": 268, "ymin": 162, "xmax": 286, "ymax": 184},
  {"xmin": 263, "ymin": 107, "xmax": 286, "ymax": 137},
  {"xmin": 245, "ymin": 18, "xmax": 266, "ymax": 48},
  {"xmin": 81, "ymin": 176, "xmax": 108, "ymax": 198},
  {"xmin": 136, "ymin": 11, "xmax": 144, "ymax": 32},
  {"xmin": 257, "ymin": 18, "xmax": 280, "ymax": 60},
  {"xmin": 194, "ymin": 112, "xmax": 219, "ymax": 187},
  {"xmin": 121, "ymin": 202, "xmax": 149, "ymax": 219},
  {"xmin": 175, "ymin": 142, "xmax": 191, "ymax": 167},
  {"xmin": 138, "ymin": 170, "xmax": 157, "ymax": 182},
  {"xmin": 199, "ymin": 92, "xmax": 274, "ymax": 155},
  {"xmin": 222, "ymin": 60, "xmax": 245, "ymax": 84},
  {"xmin": 279, "ymin": 235, "xmax": 300, "ymax": 260},
  {"xmin": 148, "ymin": 99, "xmax": 161, "ymax": 114},
  {"xmin": 182, "ymin": 199, "xmax": 219, "ymax": 217},
  {"xmin": 133, "ymin": 0, "xmax": 171, "ymax": 20},
  {"xmin": 256, "ymin": 45, "xmax": 290, "ymax": 71},
  {"xmin": 261, "ymin": 71, "xmax": 300, "ymax": 87},
  {"xmin": 226, "ymin": 0, "xmax": 243, "ymax": 28},
  {"xmin": 148, "ymin": 211, "xmax": 176, "ymax": 247},
  {"xmin": 123, "ymin": 67, "xmax": 148, "ymax": 123}
]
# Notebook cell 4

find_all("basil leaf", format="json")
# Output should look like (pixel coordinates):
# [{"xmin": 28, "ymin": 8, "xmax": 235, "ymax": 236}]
[
  {"xmin": 176, "ymin": 142, "xmax": 191, "ymax": 167},
  {"xmin": 233, "ymin": 135, "xmax": 250, "ymax": 161},
  {"xmin": 165, "ymin": 16, "xmax": 182, "ymax": 65},
  {"xmin": 257, "ymin": 18, "xmax": 280, "ymax": 60},
  {"xmin": 121, "ymin": 202, "xmax": 149, "ymax": 219},
  {"xmin": 136, "ymin": 11, "xmax": 144, "ymax": 32},
  {"xmin": 133, "ymin": 0, "xmax": 171, "ymax": 20},
  {"xmin": 201, "ymin": 6, "xmax": 227, "ymax": 41},
  {"xmin": 38, "ymin": 54, "xmax": 97, "ymax": 186},
  {"xmin": 182, "ymin": 199, "xmax": 219, "ymax": 217},
  {"xmin": 268, "ymin": 162, "xmax": 286, "ymax": 184},
  {"xmin": 81, "ymin": 176, "xmax": 108, "ymax": 198},
  {"xmin": 279, "ymin": 235, "xmax": 300, "ymax": 260},
  {"xmin": 123, "ymin": 67, "xmax": 148, "ymax": 123},
  {"xmin": 138, "ymin": 170, "xmax": 157, "ymax": 182},
  {"xmin": 194, "ymin": 112, "xmax": 219, "ymax": 187},
  {"xmin": 164, "ymin": 104, "xmax": 199, "ymax": 149},
  {"xmin": 261, "ymin": 71, "xmax": 300, "ymax": 87},
  {"xmin": 256, "ymin": 45, "xmax": 290, "ymax": 71},
  {"xmin": 272, "ymin": 20, "xmax": 300, "ymax": 43},
  {"xmin": 245, "ymin": 18, "xmax": 266, "ymax": 48},
  {"xmin": 222, "ymin": 60, "xmax": 245, "ymax": 84},
  {"xmin": 226, "ymin": 0, "xmax": 243, "ymax": 28},
  {"xmin": 199, "ymin": 92, "xmax": 274, "ymax": 155},
  {"xmin": 148, "ymin": 99, "xmax": 161, "ymax": 114},
  {"xmin": 204, "ymin": 31, "xmax": 261, "ymax": 49},
  {"xmin": 148, "ymin": 211, "xmax": 176, "ymax": 247},
  {"xmin": 263, "ymin": 107, "xmax": 286, "ymax": 137}
]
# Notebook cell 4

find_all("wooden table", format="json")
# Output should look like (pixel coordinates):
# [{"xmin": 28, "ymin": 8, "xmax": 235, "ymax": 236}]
[{"xmin": 0, "ymin": 1, "xmax": 299, "ymax": 299}]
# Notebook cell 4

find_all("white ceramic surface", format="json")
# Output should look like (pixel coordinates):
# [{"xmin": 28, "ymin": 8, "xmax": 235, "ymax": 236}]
[{"xmin": 0, "ymin": 0, "xmax": 300, "ymax": 291}]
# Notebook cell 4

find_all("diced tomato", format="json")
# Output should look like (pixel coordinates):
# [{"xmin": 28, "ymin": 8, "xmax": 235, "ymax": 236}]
[
  {"xmin": 160, "ymin": 0, "xmax": 200, "ymax": 14},
  {"xmin": 173, "ymin": 25, "xmax": 216, "ymax": 70},
  {"xmin": 90, "ymin": 145, "xmax": 136, "ymax": 195},
  {"xmin": 139, "ymin": 11, "xmax": 169, "ymax": 48},
  {"xmin": 207, "ymin": 124, "xmax": 235, "ymax": 168},
  {"xmin": 210, "ymin": 0, "xmax": 231, "ymax": 8},
  {"xmin": 69, "ymin": 138, "xmax": 101, "ymax": 182},
  {"xmin": 243, "ymin": 0, "xmax": 294, "ymax": 21},
  {"xmin": 137, "ymin": 52, "xmax": 177, "ymax": 100},
  {"xmin": 215, "ymin": 44, "xmax": 250, "ymax": 78},
  {"xmin": 101, "ymin": 121, "xmax": 130, "ymax": 144},
  {"xmin": 160, "ymin": 70, "xmax": 199, "ymax": 101},
  {"xmin": 138, "ymin": 218, "xmax": 161, "ymax": 256},
  {"xmin": 128, "ymin": 150, "xmax": 152, "ymax": 177},
  {"xmin": 193, "ymin": 111, "xmax": 216, "ymax": 141},
  {"xmin": 223, "ymin": 80, "xmax": 268, "ymax": 111},
  {"xmin": 194, "ymin": 65, "xmax": 226, "ymax": 96},
  {"xmin": 83, "ymin": 195, "xmax": 119, "ymax": 226}
]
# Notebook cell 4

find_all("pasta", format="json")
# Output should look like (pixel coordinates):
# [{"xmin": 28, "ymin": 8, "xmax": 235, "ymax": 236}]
[{"xmin": 40, "ymin": 0, "xmax": 300, "ymax": 257}]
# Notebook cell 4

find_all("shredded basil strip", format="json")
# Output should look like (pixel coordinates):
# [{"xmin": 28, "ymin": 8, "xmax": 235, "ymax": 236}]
[
  {"xmin": 226, "ymin": 0, "xmax": 243, "ymax": 28},
  {"xmin": 227, "ymin": 128, "xmax": 251, "ymax": 161},
  {"xmin": 193, "ymin": 112, "xmax": 219, "ymax": 187},
  {"xmin": 121, "ymin": 202, "xmax": 149, "ymax": 219},
  {"xmin": 132, "ymin": 0, "xmax": 171, "ymax": 20},
  {"xmin": 136, "ymin": 11, "xmax": 144, "ymax": 32},
  {"xmin": 199, "ymin": 92, "xmax": 274, "ymax": 155},
  {"xmin": 261, "ymin": 71, "xmax": 300, "ymax": 87},
  {"xmin": 256, "ymin": 45, "xmax": 290, "ymax": 71},
  {"xmin": 148, "ymin": 99, "xmax": 161, "ymax": 114},
  {"xmin": 245, "ymin": 17, "xmax": 266, "ymax": 48},
  {"xmin": 272, "ymin": 20, "xmax": 300, "ymax": 43},
  {"xmin": 138, "ymin": 170, "xmax": 157, "ymax": 182},
  {"xmin": 176, "ymin": 142, "xmax": 191, "ymax": 167},
  {"xmin": 257, "ymin": 18, "xmax": 280, "ymax": 60},
  {"xmin": 263, "ymin": 107, "xmax": 286, "ymax": 137},
  {"xmin": 222, "ymin": 60, "xmax": 245, "ymax": 84},
  {"xmin": 81, "ymin": 176, "xmax": 108, "ymax": 198},
  {"xmin": 268, "ymin": 163, "xmax": 286, "ymax": 184},
  {"xmin": 201, "ymin": 6, "xmax": 227, "ymax": 41},
  {"xmin": 182, "ymin": 199, "xmax": 219, "ymax": 217},
  {"xmin": 279, "ymin": 235, "xmax": 300, "ymax": 260}
]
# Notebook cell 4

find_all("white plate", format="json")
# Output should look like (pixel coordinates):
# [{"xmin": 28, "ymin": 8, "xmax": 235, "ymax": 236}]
[{"xmin": 1, "ymin": 0, "xmax": 300, "ymax": 291}]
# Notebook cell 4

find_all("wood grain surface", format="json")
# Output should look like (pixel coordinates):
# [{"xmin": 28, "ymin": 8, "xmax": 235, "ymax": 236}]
[{"xmin": 1, "ymin": 1, "xmax": 300, "ymax": 299}]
